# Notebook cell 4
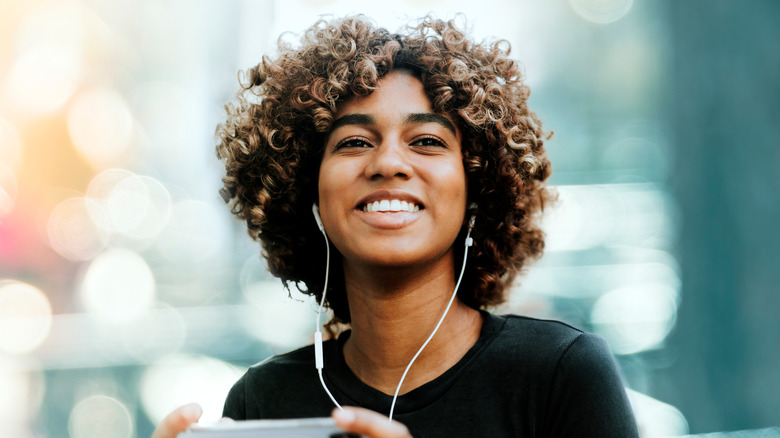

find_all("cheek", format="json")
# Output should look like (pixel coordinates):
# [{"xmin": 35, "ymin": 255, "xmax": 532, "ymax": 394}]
[
  {"xmin": 441, "ymin": 160, "xmax": 468, "ymax": 201},
  {"xmin": 317, "ymin": 160, "xmax": 349, "ymax": 233}
]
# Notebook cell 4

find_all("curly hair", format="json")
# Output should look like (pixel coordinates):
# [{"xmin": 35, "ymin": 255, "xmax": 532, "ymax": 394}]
[{"xmin": 216, "ymin": 15, "xmax": 553, "ymax": 329}]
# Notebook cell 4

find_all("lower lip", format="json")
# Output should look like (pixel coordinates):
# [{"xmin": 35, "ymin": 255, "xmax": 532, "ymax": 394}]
[{"xmin": 355, "ymin": 209, "xmax": 423, "ymax": 229}]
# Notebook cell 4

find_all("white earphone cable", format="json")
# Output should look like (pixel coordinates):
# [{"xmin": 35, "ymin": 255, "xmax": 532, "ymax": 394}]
[
  {"xmin": 314, "ymin": 207, "xmax": 343, "ymax": 410},
  {"xmin": 387, "ymin": 216, "xmax": 475, "ymax": 422},
  {"xmin": 312, "ymin": 204, "xmax": 476, "ymax": 419}
]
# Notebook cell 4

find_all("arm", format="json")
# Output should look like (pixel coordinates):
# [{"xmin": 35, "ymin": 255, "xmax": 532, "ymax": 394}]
[{"xmin": 544, "ymin": 333, "xmax": 639, "ymax": 437}]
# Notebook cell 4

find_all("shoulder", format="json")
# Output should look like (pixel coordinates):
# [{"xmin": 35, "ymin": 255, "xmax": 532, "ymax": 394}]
[
  {"xmin": 498, "ymin": 313, "xmax": 585, "ymax": 342},
  {"xmin": 223, "ymin": 344, "xmax": 318, "ymax": 419},
  {"xmin": 490, "ymin": 316, "xmax": 641, "ymax": 436},
  {"xmin": 486, "ymin": 313, "xmax": 594, "ymax": 367},
  {"xmin": 487, "ymin": 314, "xmax": 637, "ymax": 436},
  {"xmin": 239, "ymin": 343, "xmax": 316, "ymax": 388},
  {"xmin": 491, "ymin": 313, "xmax": 620, "ymax": 382},
  {"xmin": 484, "ymin": 314, "xmax": 626, "ymax": 393}
]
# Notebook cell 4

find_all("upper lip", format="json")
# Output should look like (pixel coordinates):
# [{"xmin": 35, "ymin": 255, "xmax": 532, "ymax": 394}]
[{"xmin": 356, "ymin": 189, "xmax": 424, "ymax": 209}]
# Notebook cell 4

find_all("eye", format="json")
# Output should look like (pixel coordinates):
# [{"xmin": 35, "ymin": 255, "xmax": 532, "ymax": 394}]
[
  {"xmin": 411, "ymin": 136, "xmax": 446, "ymax": 148},
  {"xmin": 335, "ymin": 137, "xmax": 372, "ymax": 149}
]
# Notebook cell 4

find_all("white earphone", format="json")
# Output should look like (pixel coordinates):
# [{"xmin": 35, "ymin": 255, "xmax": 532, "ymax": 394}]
[
  {"xmin": 311, "ymin": 203, "xmax": 341, "ymax": 409},
  {"xmin": 311, "ymin": 202, "xmax": 478, "ymax": 420}
]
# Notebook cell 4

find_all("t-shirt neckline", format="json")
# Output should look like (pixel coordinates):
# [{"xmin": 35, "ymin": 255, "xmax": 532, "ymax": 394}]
[{"xmin": 322, "ymin": 310, "xmax": 507, "ymax": 416}]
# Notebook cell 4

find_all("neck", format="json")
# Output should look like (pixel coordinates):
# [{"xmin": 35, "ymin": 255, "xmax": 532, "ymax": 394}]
[{"xmin": 340, "ymin": 255, "xmax": 483, "ymax": 395}]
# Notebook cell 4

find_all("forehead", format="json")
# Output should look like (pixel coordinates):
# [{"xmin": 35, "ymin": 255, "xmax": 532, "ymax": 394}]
[
  {"xmin": 330, "ymin": 71, "xmax": 460, "ymax": 140},
  {"xmin": 334, "ymin": 70, "xmax": 433, "ymax": 118}
]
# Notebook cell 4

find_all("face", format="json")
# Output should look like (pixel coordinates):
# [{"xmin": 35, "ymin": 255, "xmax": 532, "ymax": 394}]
[{"xmin": 318, "ymin": 71, "xmax": 468, "ymax": 272}]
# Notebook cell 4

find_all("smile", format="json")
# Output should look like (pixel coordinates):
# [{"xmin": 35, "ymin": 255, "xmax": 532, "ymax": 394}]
[{"xmin": 362, "ymin": 199, "xmax": 421, "ymax": 213}]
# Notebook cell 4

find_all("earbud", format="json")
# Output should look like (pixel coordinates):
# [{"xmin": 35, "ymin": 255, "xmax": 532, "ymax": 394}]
[
  {"xmin": 312, "ymin": 203, "xmax": 325, "ymax": 232},
  {"xmin": 467, "ymin": 202, "xmax": 478, "ymax": 231},
  {"xmin": 465, "ymin": 202, "xmax": 478, "ymax": 247}
]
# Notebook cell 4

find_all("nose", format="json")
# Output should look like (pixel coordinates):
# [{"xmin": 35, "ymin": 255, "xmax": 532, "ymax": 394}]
[{"xmin": 364, "ymin": 140, "xmax": 413, "ymax": 180}]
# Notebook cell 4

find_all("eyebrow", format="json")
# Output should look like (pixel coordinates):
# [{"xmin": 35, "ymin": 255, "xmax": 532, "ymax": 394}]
[
  {"xmin": 405, "ymin": 113, "xmax": 457, "ymax": 136},
  {"xmin": 330, "ymin": 112, "xmax": 457, "ymax": 136},
  {"xmin": 330, "ymin": 114, "xmax": 375, "ymax": 131}
]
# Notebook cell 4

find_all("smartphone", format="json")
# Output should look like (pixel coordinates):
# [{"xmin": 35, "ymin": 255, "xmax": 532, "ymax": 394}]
[{"xmin": 177, "ymin": 417, "xmax": 361, "ymax": 438}]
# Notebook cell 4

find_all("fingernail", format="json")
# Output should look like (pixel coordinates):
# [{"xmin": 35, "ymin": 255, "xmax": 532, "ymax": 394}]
[{"xmin": 334, "ymin": 408, "xmax": 356, "ymax": 424}]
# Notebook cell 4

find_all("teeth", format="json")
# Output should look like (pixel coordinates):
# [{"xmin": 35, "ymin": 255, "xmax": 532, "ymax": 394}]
[{"xmin": 363, "ymin": 199, "xmax": 420, "ymax": 213}]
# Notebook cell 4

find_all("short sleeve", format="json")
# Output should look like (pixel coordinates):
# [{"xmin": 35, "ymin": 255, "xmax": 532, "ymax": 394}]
[
  {"xmin": 222, "ymin": 372, "xmax": 248, "ymax": 420},
  {"xmin": 544, "ymin": 333, "xmax": 639, "ymax": 437}
]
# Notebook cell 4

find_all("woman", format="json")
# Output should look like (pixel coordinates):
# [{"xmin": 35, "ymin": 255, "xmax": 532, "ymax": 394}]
[{"xmin": 154, "ymin": 15, "xmax": 639, "ymax": 438}]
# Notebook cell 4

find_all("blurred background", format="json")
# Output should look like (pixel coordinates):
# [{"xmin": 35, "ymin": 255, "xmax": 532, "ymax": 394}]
[{"xmin": 0, "ymin": 0, "xmax": 778, "ymax": 437}]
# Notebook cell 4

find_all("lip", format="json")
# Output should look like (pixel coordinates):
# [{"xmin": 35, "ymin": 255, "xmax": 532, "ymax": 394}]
[
  {"xmin": 355, "ymin": 189, "xmax": 424, "ymax": 210},
  {"xmin": 355, "ymin": 209, "xmax": 422, "ymax": 229}
]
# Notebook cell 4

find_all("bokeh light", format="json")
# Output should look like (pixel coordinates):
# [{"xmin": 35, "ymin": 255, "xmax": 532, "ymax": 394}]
[
  {"xmin": 121, "ymin": 304, "xmax": 186, "ymax": 362},
  {"xmin": 67, "ymin": 88, "xmax": 135, "ymax": 169},
  {"xmin": 5, "ymin": 43, "xmax": 82, "ymax": 114},
  {"xmin": 14, "ymin": 2, "xmax": 88, "ymax": 49},
  {"xmin": 628, "ymin": 389, "xmax": 689, "ymax": 436},
  {"xmin": 0, "ymin": 118, "xmax": 22, "ymax": 169},
  {"xmin": 240, "ymin": 256, "xmax": 313, "ymax": 348},
  {"xmin": 108, "ymin": 174, "xmax": 172, "ymax": 240},
  {"xmin": 132, "ymin": 81, "xmax": 198, "ymax": 180},
  {"xmin": 85, "ymin": 168, "xmax": 136, "ymax": 232},
  {"xmin": 157, "ymin": 200, "xmax": 229, "ymax": 264},
  {"xmin": 85, "ymin": 169, "xmax": 172, "ymax": 241},
  {"xmin": 47, "ymin": 197, "xmax": 110, "ymax": 261},
  {"xmin": 79, "ymin": 249, "xmax": 156, "ymax": 323},
  {"xmin": 542, "ymin": 184, "xmax": 675, "ymax": 252},
  {"xmin": 611, "ymin": 185, "xmax": 676, "ymax": 248},
  {"xmin": 0, "ymin": 357, "xmax": 45, "ymax": 438},
  {"xmin": 569, "ymin": 0, "xmax": 634, "ymax": 24},
  {"xmin": 0, "ymin": 163, "xmax": 18, "ymax": 217},
  {"xmin": 603, "ymin": 136, "xmax": 669, "ymax": 180},
  {"xmin": 140, "ymin": 355, "xmax": 246, "ymax": 424},
  {"xmin": 543, "ymin": 185, "xmax": 616, "ymax": 251},
  {"xmin": 0, "ymin": 281, "xmax": 53, "ymax": 355},
  {"xmin": 591, "ymin": 283, "xmax": 679, "ymax": 354},
  {"xmin": 68, "ymin": 395, "xmax": 133, "ymax": 438}
]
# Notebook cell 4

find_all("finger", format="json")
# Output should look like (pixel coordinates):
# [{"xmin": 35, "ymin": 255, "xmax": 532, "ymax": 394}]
[
  {"xmin": 332, "ymin": 407, "xmax": 412, "ymax": 438},
  {"xmin": 151, "ymin": 403, "xmax": 203, "ymax": 438}
]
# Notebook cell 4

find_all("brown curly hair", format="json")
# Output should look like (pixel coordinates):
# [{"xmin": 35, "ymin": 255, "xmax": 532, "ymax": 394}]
[{"xmin": 216, "ymin": 15, "xmax": 553, "ymax": 328}]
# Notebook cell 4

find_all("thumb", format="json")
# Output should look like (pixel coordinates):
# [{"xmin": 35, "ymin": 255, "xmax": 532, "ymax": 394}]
[{"xmin": 152, "ymin": 403, "xmax": 203, "ymax": 438}]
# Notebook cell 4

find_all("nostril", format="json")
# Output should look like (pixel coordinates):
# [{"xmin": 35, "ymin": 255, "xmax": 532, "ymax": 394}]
[{"xmin": 364, "ymin": 146, "xmax": 413, "ymax": 179}]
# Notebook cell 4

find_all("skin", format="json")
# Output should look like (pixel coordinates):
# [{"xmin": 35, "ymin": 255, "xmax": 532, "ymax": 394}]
[
  {"xmin": 152, "ymin": 71, "xmax": 482, "ymax": 438},
  {"xmin": 151, "ymin": 403, "xmax": 202, "ymax": 438},
  {"xmin": 319, "ymin": 71, "xmax": 482, "ymax": 395}
]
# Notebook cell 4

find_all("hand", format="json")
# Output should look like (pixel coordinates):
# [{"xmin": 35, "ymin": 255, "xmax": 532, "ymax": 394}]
[
  {"xmin": 151, "ymin": 403, "xmax": 202, "ymax": 438},
  {"xmin": 332, "ymin": 407, "xmax": 412, "ymax": 438}
]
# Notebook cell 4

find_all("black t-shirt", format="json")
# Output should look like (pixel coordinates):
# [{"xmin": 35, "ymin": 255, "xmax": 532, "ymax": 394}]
[{"xmin": 223, "ymin": 312, "xmax": 639, "ymax": 437}]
